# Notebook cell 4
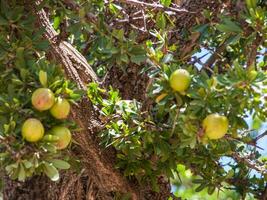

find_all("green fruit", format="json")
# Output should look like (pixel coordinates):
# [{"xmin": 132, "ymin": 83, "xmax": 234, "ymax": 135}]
[
  {"xmin": 22, "ymin": 118, "xmax": 44, "ymax": 142},
  {"xmin": 50, "ymin": 97, "xmax": 71, "ymax": 119},
  {"xmin": 202, "ymin": 113, "xmax": 229, "ymax": 140},
  {"xmin": 32, "ymin": 88, "xmax": 55, "ymax": 111},
  {"xmin": 169, "ymin": 69, "xmax": 191, "ymax": 92},
  {"xmin": 50, "ymin": 126, "xmax": 71, "ymax": 149},
  {"xmin": 248, "ymin": 70, "xmax": 258, "ymax": 81}
]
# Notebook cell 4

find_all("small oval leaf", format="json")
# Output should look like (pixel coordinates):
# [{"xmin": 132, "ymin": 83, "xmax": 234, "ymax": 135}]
[{"xmin": 39, "ymin": 70, "xmax": 47, "ymax": 87}]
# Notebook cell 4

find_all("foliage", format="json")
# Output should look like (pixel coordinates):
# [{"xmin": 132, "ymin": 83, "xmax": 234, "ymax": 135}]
[
  {"xmin": 170, "ymin": 164, "xmax": 254, "ymax": 200},
  {"xmin": 0, "ymin": 0, "xmax": 267, "ymax": 199},
  {"xmin": 88, "ymin": 62, "xmax": 266, "ymax": 197},
  {"xmin": 87, "ymin": 0, "xmax": 267, "ymax": 198},
  {"xmin": 0, "ymin": 0, "xmax": 81, "ymax": 185}
]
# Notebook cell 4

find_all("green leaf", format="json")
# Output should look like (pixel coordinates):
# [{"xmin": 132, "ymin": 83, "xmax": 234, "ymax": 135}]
[
  {"xmin": 192, "ymin": 179, "xmax": 206, "ymax": 184},
  {"xmin": 5, "ymin": 163, "xmax": 18, "ymax": 173},
  {"xmin": 109, "ymin": 3, "xmax": 122, "ymax": 14},
  {"xmin": 23, "ymin": 160, "xmax": 33, "ymax": 169},
  {"xmin": 18, "ymin": 164, "xmax": 26, "ymax": 181},
  {"xmin": 225, "ymin": 34, "xmax": 241, "ymax": 45},
  {"xmin": 193, "ymin": 24, "xmax": 209, "ymax": 33},
  {"xmin": 225, "ymin": 169, "xmax": 235, "ymax": 179},
  {"xmin": 15, "ymin": 47, "xmax": 26, "ymax": 68},
  {"xmin": 0, "ymin": 15, "xmax": 8, "ymax": 26},
  {"xmin": 156, "ymin": 12, "xmax": 166, "ymax": 30},
  {"xmin": 42, "ymin": 134, "xmax": 60, "ymax": 142},
  {"xmin": 53, "ymin": 16, "xmax": 61, "ymax": 29},
  {"xmin": 42, "ymin": 143, "xmax": 57, "ymax": 153},
  {"xmin": 44, "ymin": 162, "xmax": 60, "ymax": 181},
  {"xmin": 51, "ymin": 159, "xmax": 71, "ymax": 170},
  {"xmin": 216, "ymin": 19, "xmax": 242, "ymax": 33},
  {"xmin": 252, "ymin": 116, "xmax": 262, "ymax": 130},
  {"xmin": 246, "ymin": 0, "xmax": 257, "ymax": 10},
  {"xmin": 160, "ymin": 0, "xmax": 172, "ymax": 7},
  {"xmin": 120, "ymin": 54, "xmax": 129, "ymax": 63},
  {"xmin": 208, "ymin": 185, "xmax": 216, "ymax": 195},
  {"xmin": 39, "ymin": 70, "xmax": 47, "ymax": 87},
  {"xmin": 195, "ymin": 182, "xmax": 208, "ymax": 192},
  {"xmin": 0, "ymin": 1, "xmax": 8, "ymax": 18},
  {"xmin": 130, "ymin": 54, "xmax": 146, "ymax": 65}
]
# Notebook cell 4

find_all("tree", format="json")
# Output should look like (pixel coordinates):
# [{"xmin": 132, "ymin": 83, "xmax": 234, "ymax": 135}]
[{"xmin": 0, "ymin": 0, "xmax": 266, "ymax": 199}]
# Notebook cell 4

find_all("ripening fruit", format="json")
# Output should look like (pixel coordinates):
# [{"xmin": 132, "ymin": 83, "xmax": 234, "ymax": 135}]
[
  {"xmin": 22, "ymin": 118, "xmax": 44, "ymax": 142},
  {"xmin": 169, "ymin": 69, "xmax": 191, "ymax": 92},
  {"xmin": 50, "ymin": 97, "xmax": 71, "ymax": 119},
  {"xmin": 202, "ymin": 113, "xmax": 229, "ymax": 140},
  {"xmin": 50, "ymin": 126, "xmax": 71, "ymax": 149},
  {"xmin": 32, "ymin": 88, "xmax": 55, "ymax": 111}
]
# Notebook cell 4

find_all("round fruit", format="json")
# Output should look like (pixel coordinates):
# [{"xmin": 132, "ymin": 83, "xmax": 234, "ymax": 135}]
[
  {"xmin": 22, "ymin": 118, "xmax": 44, "ymax": 142},
  {"xmin": 32, "ymin": 88, "xmax": 55, "ymax": 111},
  {"xmin": 202, "ymin": 113, "xmax": 229, "ymax": 140},
  {"xmin": 248, "ymin": 70, "xmax": 258, "ymax": 81},
  {"xmin": 50, "ymin": 97, "xmax": 71, "ymax": 119},
  {"xmin": 169, "ymin": 69, "xmax": 191, "ymax": 92},
  {"xmin": 50, "ymin": 126, "xmax": 71, "ymax": 149}
]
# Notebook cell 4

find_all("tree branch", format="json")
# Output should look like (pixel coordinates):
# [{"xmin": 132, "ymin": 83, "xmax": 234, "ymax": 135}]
[
  {"xmin": 254, "ymin": 130, "xmax": 267, "ymax": 143},
  {"xmin": 203, "ymin": 43, "xmax": 227, "ymax": 69},
  {"xmin": 247, "ymin": 34, "xmax": 262, "ymax": 69},
  {"xmin": 116, "ymin": 0, "xmax": 192, "ymax": 13},
  {"xmin": 232, "ymin": 152, "xmax": 267, "ymax": 175},
  {"xmin": 34, "ymin": 1, "xmax": 99, "ymax": 89}
]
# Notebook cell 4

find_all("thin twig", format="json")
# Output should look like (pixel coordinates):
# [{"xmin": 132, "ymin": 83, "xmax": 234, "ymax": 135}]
[
  {"xmin": 232, "ymin": 152, "xmax": 266, "ymax": 175},
  {"xmin": 225, "ymin": 135, "xmax": 264, "ymax": 151},
  {"xmin": 203, "ymin": 43, "xmax": 227, "ymax": 69},
  {"xmin": 116, "ymin": 0, "xmax": 192, "ymax": 13},
  {"xmin": 254, "ymin": 130, "xmax": 267, "ymax": 142},
  {"xmin": 141, "ymin": 9, "xmax": 147, "ymax": 32}
]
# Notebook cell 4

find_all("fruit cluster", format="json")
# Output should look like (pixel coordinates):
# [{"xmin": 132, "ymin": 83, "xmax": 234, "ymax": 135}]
[
  {"xmin": 22, "ymin": 87, "xmax": 72, "ymax": 149},
  {"xmin": 169, "ymin": 69, "xmax": 229, "ymax": 140},
  {"xmin": 0, "ymin": 64, "xmax": 81, "ymax": 182}
]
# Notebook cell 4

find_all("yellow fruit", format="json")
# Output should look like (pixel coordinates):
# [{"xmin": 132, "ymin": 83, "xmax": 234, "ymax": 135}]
[
  {"xmin": 169, "ymin": 69, "xmax": 191, "ymax": 92},
  {"xmin": 22, "ymin": 118, "xmax": 44, "ymax": 142},
  {"xmin": 50, "ymin": 126, "xmax": 71, "ymax": 149},
  {"xmin": 31, "ymin": 88, "xmax": 55, "ymax": 111},
  {"xmin": 50, "ymin": 97, "xmax": 71, "ymax": 119},
  {"xmin": 202, "ymin": 113, "xmax": 229, "ymax": 140}
]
